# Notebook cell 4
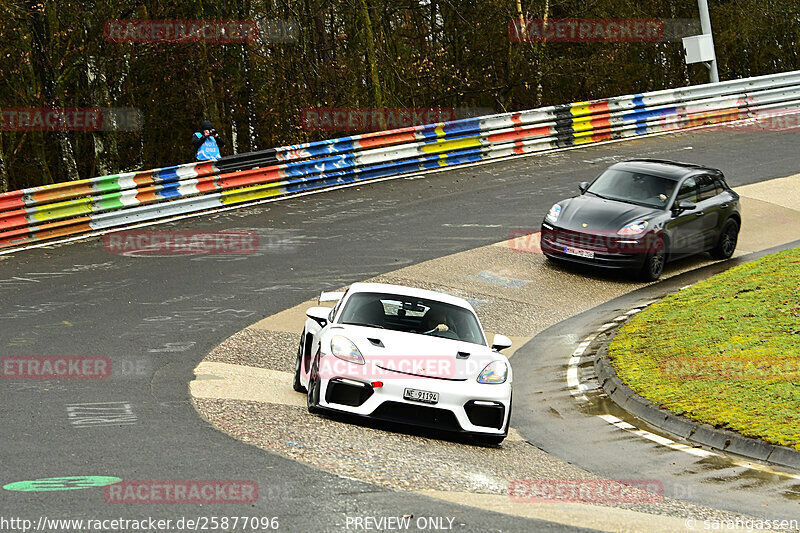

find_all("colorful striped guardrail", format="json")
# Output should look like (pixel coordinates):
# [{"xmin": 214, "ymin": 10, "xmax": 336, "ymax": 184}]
[{"xmin": 2, "ymin": 69, "xmax": 800, "ymax": 250}]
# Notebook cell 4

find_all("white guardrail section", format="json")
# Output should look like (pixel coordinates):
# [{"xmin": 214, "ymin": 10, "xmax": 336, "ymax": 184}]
[{"xmin": 2, "ymin": 70, "xmax": 800, "ymax": 249}]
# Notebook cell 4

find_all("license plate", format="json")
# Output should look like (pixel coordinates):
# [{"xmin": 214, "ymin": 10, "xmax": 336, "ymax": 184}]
[
  {"xmin": 403, "ymin": 388, "xmax": 439, "ymax": 405},
  {"xmin": 563, "ymin": 246, "xmax": 594, "ymax": 259}
]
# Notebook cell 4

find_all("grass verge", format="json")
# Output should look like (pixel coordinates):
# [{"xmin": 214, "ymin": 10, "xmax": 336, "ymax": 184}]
[{"xmin": 609, "ymin": 247, "xmax": 800, "ymax": 450}]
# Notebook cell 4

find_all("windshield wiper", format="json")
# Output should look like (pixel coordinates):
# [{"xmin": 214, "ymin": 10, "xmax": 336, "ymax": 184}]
[
  {"xmin": 589, "ymin": 191, "xmax": 653, "ymax": 207},
  {"xmin": 587, "ymin": 190, "xmax": 610, "ymax": 200},
  {"xmin": 344, "ymin": 322, "xmax": 385, "ymax": 329}
]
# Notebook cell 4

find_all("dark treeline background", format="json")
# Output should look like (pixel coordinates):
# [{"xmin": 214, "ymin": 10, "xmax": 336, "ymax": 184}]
[{"xmin": 1, "ymin": 0, "xmax": 798, "ymax": 192}]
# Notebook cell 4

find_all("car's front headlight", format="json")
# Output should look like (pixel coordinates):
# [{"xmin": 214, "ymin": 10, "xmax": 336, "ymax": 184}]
[
  {"xmin": 477, "ymin": 361, "xmax": 508, "ymax": 384},
  {"xmin": 546, "ymin": 204, "xmax": 562, "ymax": 223},
  {"xmin": 330, "ymin": 335, "xmax": 364, "ymax": 365},
  {"xmin": 618, "ymin": 220, "xmax": 649, "ymax": 236}
]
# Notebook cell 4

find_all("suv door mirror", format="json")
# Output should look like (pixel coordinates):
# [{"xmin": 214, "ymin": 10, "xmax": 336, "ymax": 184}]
[
  {"xmin": 675, "ymin": 199, "xmax": 697, "ymax": 213},
  {"xmin": 491, "ymin": 334, "xmax": 513, "ymax": 351},
  {"xmin": 306, "ymin": 306, "xmax": 330, "ymax": 327},
  {"xmin": 579, "ymin": 181, "xmax": 590, "ymax": 194}
]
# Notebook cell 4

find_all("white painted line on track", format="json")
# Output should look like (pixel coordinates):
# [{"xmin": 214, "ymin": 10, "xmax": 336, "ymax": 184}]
[{"xmin": 568, "ymin": 309, "xmax": 800, "ymax": 480}]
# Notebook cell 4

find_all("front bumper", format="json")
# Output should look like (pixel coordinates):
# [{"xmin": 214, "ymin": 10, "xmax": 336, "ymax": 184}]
[
  {"xmin": 317, "ymin": 365, "xmax": 511, "ymax": 436},
  {"xmin": 540, "ymin": 224, "xmax": 650, "ymax": 270}
]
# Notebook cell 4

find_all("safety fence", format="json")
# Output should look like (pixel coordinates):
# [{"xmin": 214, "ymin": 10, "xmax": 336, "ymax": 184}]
[{"xmin": 2, "ymin": 69, "xmax": 800, "ymax": 250}]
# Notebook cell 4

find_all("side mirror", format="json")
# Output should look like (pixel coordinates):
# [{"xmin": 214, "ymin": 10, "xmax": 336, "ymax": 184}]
[
  {"xmin": 579, "ymin": 182, "xmax": 590, "ymax": 194},
  {"xmin": 675, "ymin": 199, "xmax": 697, "ymax": 213},
  {"xmin": 306, "ymin": 306, "xmax": 330, "ymax": 327},
  {"xmin": 491, "ymin": 334, "xmax": 513, "ymax": 351}
]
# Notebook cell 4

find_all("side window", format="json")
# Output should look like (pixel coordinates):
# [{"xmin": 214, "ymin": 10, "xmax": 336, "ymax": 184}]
[
  {"xmin": 675, "ymin": 177, "xmax": 698, "ymax": 204},
  {"xmin": 329, "ymin": 288, "xmax": 350, "ymax": 322},
  {"xmin": 713, "ymin": 176, "xmax": 727, "ymax": 194},
  {"xmin": 697, "ymin": 175, "xmax": 718, "ymax": 201}
]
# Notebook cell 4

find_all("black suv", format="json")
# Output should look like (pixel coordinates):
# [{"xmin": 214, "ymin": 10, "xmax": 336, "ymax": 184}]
[{"xmin": 540, "ymin": 159, "xmax": 741, "ymax": 281}]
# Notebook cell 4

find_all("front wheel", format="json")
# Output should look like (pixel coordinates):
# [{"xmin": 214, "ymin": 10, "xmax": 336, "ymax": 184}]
[
  {"xmin": 710, "ymin": 219, "xmax": 739, "ymax": 260},
  {"xmin": 639, "ymin": 236, "xmax": 666, "ymax": 282},
  {"xmin": 306, "ymin": 351, "xmax": 322, "ymax": 414},
  {"xmin": 292, "ymin": 333, "xmax": 306, "ymax": 393}
]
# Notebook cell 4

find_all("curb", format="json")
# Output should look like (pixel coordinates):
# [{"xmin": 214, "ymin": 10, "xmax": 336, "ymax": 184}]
[{"xmin": 594, "ymin": 329, "xmax": 800, "ymax": 471}]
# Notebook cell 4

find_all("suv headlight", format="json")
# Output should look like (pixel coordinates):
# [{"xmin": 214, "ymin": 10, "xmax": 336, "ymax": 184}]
[
  {"xmin": 477, "ymin": 361, "xmax": 508, "ymax": 384},
  {"xmin": 618, "ymin": 220, "xmax": 649, "ymax": 236},
  {"xmin": 546, "ymin": 204, "xmax": 562, "ymax": 223},
  {"xmin": 330, "ymin": 335, "xmax": 364, "ymax": 364}
]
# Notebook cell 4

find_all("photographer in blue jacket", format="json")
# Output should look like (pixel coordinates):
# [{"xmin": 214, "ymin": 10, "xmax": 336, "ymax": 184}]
[{"xmin": 192, "ymin": 119, "xmax": 226, "ymax": 161}]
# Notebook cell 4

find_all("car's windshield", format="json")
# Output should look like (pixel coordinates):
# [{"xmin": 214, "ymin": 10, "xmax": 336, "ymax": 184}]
[
  {"xmin": 338, "ymin": 292, "xmax": 486, "ymax": 345},
  {"xmin": 587, "ymin": 169, "xmax": 677, "ymax": 208}
]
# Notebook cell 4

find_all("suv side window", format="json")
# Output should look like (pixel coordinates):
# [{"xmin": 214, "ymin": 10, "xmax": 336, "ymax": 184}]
[
  {"xmin": 697, "ymin": 175, "xmax": 718, "ymax": 201},
  {"xmin": 713, "ymin": 176, "xmax": 727, "ymax": 194},
  {"xmin": 675, "ymin": 177, "xmax": 699, "ymax": 204}
]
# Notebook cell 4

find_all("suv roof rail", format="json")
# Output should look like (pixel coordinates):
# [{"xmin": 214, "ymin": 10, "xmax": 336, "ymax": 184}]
[{"xmin": 622, "ymin": 158, "xmax": 722, "ymax": 174}]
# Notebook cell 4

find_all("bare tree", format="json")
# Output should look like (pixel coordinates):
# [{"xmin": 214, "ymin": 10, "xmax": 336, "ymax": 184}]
[{"xmin": 26, "ymin": 0, "xmax": 80, "ymax": 181}]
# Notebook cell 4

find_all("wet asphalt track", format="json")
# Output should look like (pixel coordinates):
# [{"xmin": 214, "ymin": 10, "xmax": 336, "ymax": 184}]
[{"xmin": 1, "ymin": 127, "xmax": 800, "ymax": 531}]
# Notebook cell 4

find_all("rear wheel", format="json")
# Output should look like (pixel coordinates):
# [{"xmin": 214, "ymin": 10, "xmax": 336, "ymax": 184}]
[
  {"xmin": 639, "ymin": 236, "xmax": 666, "ymax": 282},
  {"xmin": 292, "ymin": 333, "xmax": 306, "ymax": 393},
  {"xmin": 710, "ymin": 219, "xmax": 739, "ymax": 260}
]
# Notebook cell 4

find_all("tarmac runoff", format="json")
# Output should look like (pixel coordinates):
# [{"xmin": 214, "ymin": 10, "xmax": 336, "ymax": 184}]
[{"xmin": 190, "ymin": 174, "xmax": 800, "ymax": 532}]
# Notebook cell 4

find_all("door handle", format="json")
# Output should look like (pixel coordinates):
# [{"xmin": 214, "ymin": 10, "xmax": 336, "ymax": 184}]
[
  {"xmin": 694, "ymin": 211, "xmax": 705, "ymax": 216},
  {"xmin": 720, "ymin": 204, "xmax": 729, "ymax": 209}
]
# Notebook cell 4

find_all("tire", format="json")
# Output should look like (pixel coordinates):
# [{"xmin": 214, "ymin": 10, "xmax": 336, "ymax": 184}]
[
  {"xmin": 710, "ymin": 218, "xmax": 739, "ymax": 260},
  {"xmin": 306, "ymin": 351, "xmax": 321, "ymax": 414},
  {"xmin": 292, "ymin": 333, "xmax": 306, "ymax": 393},
  {"xmin": 639, "ymin": 236, "xmax": 666, "ymax": 282}
]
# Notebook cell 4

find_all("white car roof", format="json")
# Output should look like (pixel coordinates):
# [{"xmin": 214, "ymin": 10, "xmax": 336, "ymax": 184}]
[{"xmin": 347, "ymin": 282, "xmax": 475, "ymax": 311}]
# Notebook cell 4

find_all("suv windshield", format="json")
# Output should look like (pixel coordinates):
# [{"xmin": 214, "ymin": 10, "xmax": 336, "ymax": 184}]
[
  {"xmin": 338, "ymin": 292, "xmax": 486, "ymax": 345},
  {"xmin": 587, "ymin": 169, "xmax": 677, "ymax": 208}
]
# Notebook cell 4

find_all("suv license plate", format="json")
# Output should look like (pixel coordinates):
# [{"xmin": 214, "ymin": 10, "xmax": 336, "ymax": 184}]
[{"xmin": 563, "ymin": 246, "xmax": 594, "ymax": 259}]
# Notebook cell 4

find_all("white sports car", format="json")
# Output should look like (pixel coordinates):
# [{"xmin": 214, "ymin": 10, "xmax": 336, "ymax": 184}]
[{"xmin": 293, "ymin": 282, "xmax": 513, "ymax": 444}]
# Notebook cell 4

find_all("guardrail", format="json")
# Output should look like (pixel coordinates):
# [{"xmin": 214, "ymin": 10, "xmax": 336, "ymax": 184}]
[{"xmin": 3, "ymin": 69, "xmax": 800, "ymax": 250}]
